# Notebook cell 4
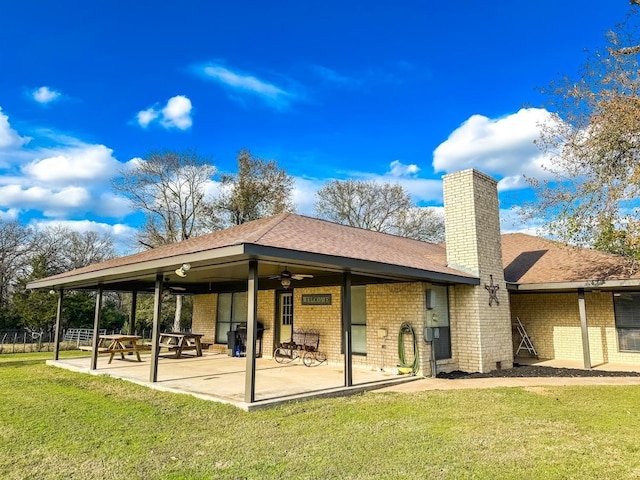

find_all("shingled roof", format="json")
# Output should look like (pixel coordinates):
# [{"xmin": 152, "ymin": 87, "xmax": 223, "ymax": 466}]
[
  {"xmin": 29, "ymin": 215, "xmax": 640, "ymax": 292},
  {"xmin": 502, "ymin": 233, "xmax": 640, "ymax": 289},
  {"xmin": 28, "ymin": 213, "xmax": 475, "ymax": 289}
]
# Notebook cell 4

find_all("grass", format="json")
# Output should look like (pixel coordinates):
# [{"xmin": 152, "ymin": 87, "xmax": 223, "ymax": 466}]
[{"xmin": 1, "ymin": 352, "xmax": 640, "ymax": 479}]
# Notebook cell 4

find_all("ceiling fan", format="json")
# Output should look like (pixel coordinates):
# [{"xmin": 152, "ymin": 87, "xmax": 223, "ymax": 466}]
[
  {"xmin": 162, "ymin": 278, "xmax": 187, "ymax": 295},
  {"xmin": 269, "ymin": 268, "xmax": 313, "ymax": 289}
]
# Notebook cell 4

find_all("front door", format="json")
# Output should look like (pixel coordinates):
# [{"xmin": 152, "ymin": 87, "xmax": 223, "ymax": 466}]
[{"xmin": 278, "ymin": 292, "xmax": 293, "ymax": 343}]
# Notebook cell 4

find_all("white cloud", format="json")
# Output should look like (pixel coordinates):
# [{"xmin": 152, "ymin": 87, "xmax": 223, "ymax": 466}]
[
  {"xmin": 94, "ymin": 192, "xmax": 132, "ymax": 218},
  {"xmin": 0, "ymin": 184, "xmax": 91, "ymax": 217},
  {"xmin": 161, "ymin": 96, "xmax": 193, "ymax": 129},
  {"xmin": 32, "ymin": 86, "xmax": 61, "ymax": 104},
  {"xmin": 388, "ymin": 160, "xmax": 420, "ymax": 177},
  {"xmin": 0, "ymin": 107, "xmax": 28, "ymax": 149},
  {"xmin": 22, "ymin": 144, "xmax": 121, "ymax": 186},
  {"xmin": 0, "ymin": 106, "xmax": 140, "ymax": 221},
  {"xmin": 500, "ymin": 206, "xmax": 545, "ymax": 236},
  {"xmin": 136, "ymin": 95, "xmax": 193, "ymax": 130},
  {"xmin": 198, "ymin": 63, "xmax": 295, "ymax": 110},
  {"xmin": 136, "ymin": 108, "xmax": 159, "ymax": 128},
  {"xmin": 0, "ymin": 208, "xmax": 19, "ymax": 221},
  {"xmin": 293, "ymin": 177, "xmax": 325, "ymax": 215},
  {"xmin": 433, "ymin": 108, "xmax": 556, "ymax": 190},
  {"xmin": 392, "ymin": 177, "xmax": 443, "ymax": 203}
]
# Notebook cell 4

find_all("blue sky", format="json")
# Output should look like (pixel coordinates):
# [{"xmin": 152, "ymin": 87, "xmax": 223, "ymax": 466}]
[{"xmin": 0, "ymin": 1, "xmax": 631, "ymax": 251}]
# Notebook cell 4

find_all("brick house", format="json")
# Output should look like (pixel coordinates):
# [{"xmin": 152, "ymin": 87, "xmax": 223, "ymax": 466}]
[{"xmin": 29, "ymin": 168, "xmax": 640, "ymax": 403}]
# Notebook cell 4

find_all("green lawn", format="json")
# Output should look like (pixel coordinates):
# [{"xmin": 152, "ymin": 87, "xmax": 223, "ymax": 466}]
[{"xmin": 1, "ymin": 352, "xmax": 639, "ymax": 480}]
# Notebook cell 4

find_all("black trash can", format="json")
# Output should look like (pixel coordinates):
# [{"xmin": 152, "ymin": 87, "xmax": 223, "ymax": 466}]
[{"xmin": 227, "ymin": 330, "xmax": 238, "ymax": 357}]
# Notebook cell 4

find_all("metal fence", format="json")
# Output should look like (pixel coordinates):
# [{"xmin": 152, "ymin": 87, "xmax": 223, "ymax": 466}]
[{"xmin": 0, "ymin": 327, "xmax": 186, "ymax": 354}]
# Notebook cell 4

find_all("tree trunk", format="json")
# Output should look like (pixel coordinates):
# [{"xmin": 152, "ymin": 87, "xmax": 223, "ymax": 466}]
[{"xmin": 173, "ymin": 295, "xmax": 182, "ymax": 332}]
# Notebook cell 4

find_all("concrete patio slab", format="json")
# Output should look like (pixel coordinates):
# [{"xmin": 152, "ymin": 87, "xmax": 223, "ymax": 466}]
[{"xmin": 47, "ymin": 352, "xmax": 419, "ymax": 410}]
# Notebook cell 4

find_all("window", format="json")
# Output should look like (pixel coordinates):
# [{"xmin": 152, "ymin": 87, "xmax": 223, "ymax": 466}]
[
  {"xmin": 215, "ymin": 292, "xmax": 247, "ymax": 344},
  {"xmin": 426, "ymin": 285, "xmax": 451, "ymax": 360},
  {"xmin": 613, "ymin": 292, "xmax": 640, "ymax": 352},
  {"xmin": 351, "ymin": 286, "xmax": 367, "ymax": 355}
]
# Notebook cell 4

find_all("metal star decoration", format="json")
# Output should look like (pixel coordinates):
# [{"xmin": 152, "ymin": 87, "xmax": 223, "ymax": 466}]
[{"xmin": 485, "ymin": 274, "xmax": 500, "ymax": 307}]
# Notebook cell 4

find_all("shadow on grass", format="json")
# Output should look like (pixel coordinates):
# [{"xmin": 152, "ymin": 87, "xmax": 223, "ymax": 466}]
[{"xmin": 0, "ymin": 358, "xmax": 49, "ymax": 367}]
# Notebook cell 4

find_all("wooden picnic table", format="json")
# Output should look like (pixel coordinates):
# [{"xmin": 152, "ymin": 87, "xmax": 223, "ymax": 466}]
[
  {"xmin": 156, "ymin": 332, "xmax": 204, "ymax": 359},
  {"xmin": 79, "ymin": 334, "xmax": 143, "ymax": 364}
]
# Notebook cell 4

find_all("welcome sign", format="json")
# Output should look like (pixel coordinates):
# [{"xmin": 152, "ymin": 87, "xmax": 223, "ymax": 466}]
[{"xmin": 301, "ymin": 294, "xmax": 332, "ymax": 306}]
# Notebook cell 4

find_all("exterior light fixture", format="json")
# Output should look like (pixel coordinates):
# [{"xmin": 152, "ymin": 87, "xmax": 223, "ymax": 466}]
[
  {"xmin": 281, "ymin": 277, "xmax": 292, "ymax": 289},
  {"xmin": 175, "ymin": 263, "xmax": 191, "ymax": 278}
]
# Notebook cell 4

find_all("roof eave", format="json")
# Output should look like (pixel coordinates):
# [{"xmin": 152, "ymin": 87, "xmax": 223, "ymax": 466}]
[
  {"xmin": 28, "ymin": 241, "xmax": 480, "ymax": 291},
  {"xmin": 511, "ymin": 278, "xmax": 640, "ymax": 292},
  {"xmin": 244, "ymin": 244, "xmax": 480, "ymax": 285},
  {"xmin": 27, "ymin": 244, "xmax": 247, "ymax": 290}
]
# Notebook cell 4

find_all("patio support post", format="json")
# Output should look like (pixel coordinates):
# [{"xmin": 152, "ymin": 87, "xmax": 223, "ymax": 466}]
[
  {"xmin": 149, "ymin": 274, "xmax": 164, "ymax": 382},
  {"xmin": 244, "ymin": 260, "xmax": 258, "ymax": 403},
  {"xmin": 90, "ymin": 286, "xmax": 103, "ymax": 370},
  {"xmin": 53, "ymin": 289, "xmax": 64, "ymax": 360},
  {"xmin": 578, "ymin": 288, "xmax": 592, "ymax": 369},
  {"xmin": 342, "ymin": 271, "xmax": 353, "ymax": 387},
  {"xmin": 129, "ymin": 291, "xmax": 138, "ymax": 336}
]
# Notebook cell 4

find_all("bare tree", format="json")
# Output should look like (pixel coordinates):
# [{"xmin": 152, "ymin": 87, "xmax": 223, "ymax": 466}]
[
  {"xmin": 315, "ymin": 180, "xmax": 444, "ymax": 242},
  {"xmin": 526, "ymin": 7, "xmax": 640, "ymax": 257},
  {"xmin": 0, "ymin": 220, "xmax": 33, "ymax": 313},
  {"xmin": 215, "ymin": 149, "xmax": 294, "ymax": 227},
  {"xmin": 114, "ymin": 150, "xmax": 217, "ymax": 248},
  {"xmin": 113, "ymin": 150, "xmax": 217, "ymax": 330},
  {"xmin": 33, "ymin": 226, "xmax": 115, "ymax": 273},
  {"xmin": 395, "ymin": 207, "xmax": 445, "ymax": 243}
]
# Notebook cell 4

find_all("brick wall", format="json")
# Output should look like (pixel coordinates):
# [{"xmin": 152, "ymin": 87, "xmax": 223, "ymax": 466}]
[
  {"xmin": 192, "ymin": 282, "xmax": 438, "ymax": 375},
  {"xmin": 366, "ymin": 282, "xmax": 429, "ymax": 373},
  {"xmin": 443, "ymin": 169, "xmax": 513, "ymax": 373},
  {"xmin": 510, "ymin": 291, "xmax": 640, "ymax": 366},
  {"xmin": 187, "ymin": 277, "xmax": 468, "ymax": 377},
  {"xmin": 192, "ymin": 293, "xmax": 217, "ymax": 346},
  {"xmin": 292, "ymin": 282, "xmax": 438, "ymax": 375},
  {"xmin": 292, "ymin": 286, "xmax": 343, "ymax": 361}
]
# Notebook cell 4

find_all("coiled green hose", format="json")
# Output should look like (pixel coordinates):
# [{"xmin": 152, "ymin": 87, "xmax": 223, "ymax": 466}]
[{"xmin": 397, "ymin": 322, "xmax": 419, "ymax": 375}]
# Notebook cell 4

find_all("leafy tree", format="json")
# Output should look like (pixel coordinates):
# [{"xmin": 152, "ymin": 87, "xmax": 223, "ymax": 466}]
[
  {"xmin": 12, "ymin": 255, "xmax": 58, "ymax": 331},
  {"xmin": 215, "ymin": 149, "xmax": 295, "ymax": 228},
  {"xmin": 526, "ymin": 7, "xmax": 640, "ymax": 256},
  {"xmin": 314, "ymin": 179, "xmax": 445, "ymax": 242},
  {"xmin": 12, "ymin": 229, "xmax": 120, "ymax": 332}
]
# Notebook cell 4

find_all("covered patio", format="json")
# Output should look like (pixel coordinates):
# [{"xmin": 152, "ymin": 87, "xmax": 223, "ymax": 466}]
[
  {"xmin": 29, "ymin": 213, "xmax": 474, "ymax": 407},
  {"xmin": 48, "ymin": 351, "xmax": 419, "ymax": 410}
]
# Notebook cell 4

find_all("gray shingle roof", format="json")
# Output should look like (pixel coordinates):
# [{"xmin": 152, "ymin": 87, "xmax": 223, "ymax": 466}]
[
  {"xmin": 33, "ymin": 213, "xmax": 472, "ymax": 286},
  {"xmin": 502, "ymin": 233, "xmax": 640, "ymax": 284}
]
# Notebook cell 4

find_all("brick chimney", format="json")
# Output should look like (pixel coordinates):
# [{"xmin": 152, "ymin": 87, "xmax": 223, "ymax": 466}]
[{"xmin": 443, "ymin": 169, "xmax": 513, "ymax": 373}]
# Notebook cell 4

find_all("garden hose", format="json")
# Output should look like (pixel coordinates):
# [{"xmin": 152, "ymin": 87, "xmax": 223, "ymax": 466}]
[{"xmin": 397, "ymin": 322, "xmax": 419, "ymax": 375}]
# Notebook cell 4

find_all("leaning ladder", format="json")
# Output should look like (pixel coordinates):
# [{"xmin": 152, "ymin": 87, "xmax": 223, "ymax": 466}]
[{"xmin": 514, "ymin": 317, "xmax": 538, "ymax": 358}]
